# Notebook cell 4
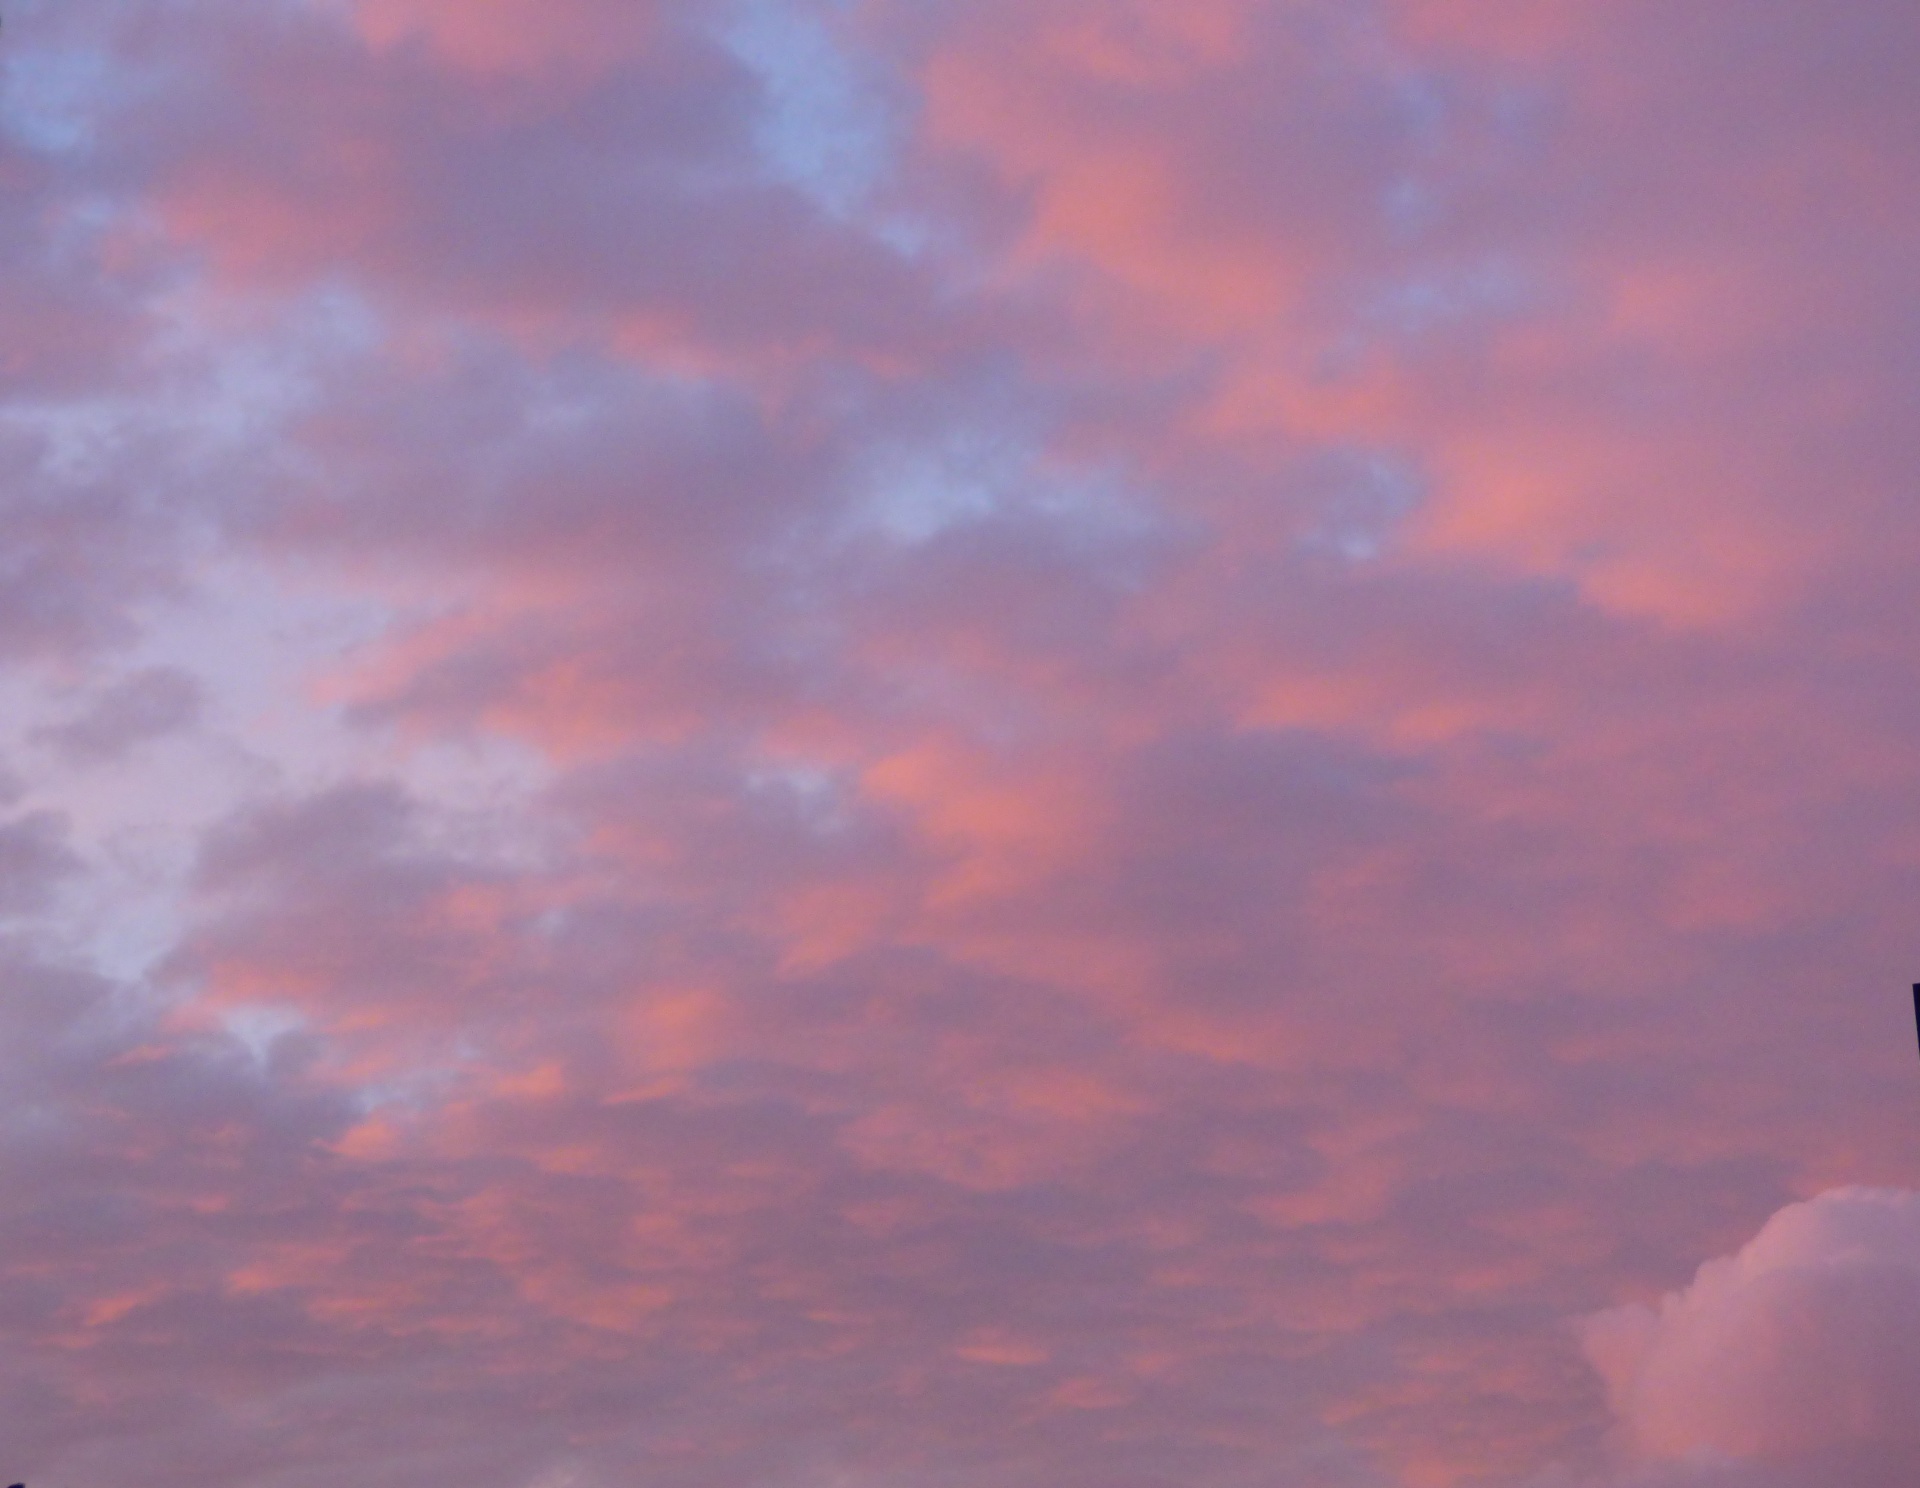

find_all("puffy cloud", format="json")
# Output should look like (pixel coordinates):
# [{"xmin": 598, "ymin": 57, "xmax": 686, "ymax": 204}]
[{"xmin": 1582, "ymin": 1189, "xmax": 1920, "ymax": 1487}]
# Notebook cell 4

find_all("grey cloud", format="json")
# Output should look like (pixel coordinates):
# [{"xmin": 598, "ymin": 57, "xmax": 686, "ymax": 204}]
[
  {"xmin": 0, "ymin": 810, "xmax": 79, "ymax": 915},
  {"xmin": 34, "ymin": 667, "xmax": 204, "ymax": 765}
]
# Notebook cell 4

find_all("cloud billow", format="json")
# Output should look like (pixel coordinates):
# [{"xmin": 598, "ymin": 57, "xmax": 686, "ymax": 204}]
[{"xmin": 1581, "ymin": 1189, "xmax": 1920, "ymax": 1488}]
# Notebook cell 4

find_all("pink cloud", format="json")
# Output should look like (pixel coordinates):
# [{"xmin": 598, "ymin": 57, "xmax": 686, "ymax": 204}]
[
  {"xmin": 1582, "ymin": 1189, "xmax": 1920, "ymax": 1486},
  {"xmin": 0, "ymin": 0, "xmax": 1918, "ymax": 1485},
  {"xmin": 345, "ymin": 0, "xmax": 666, "ymax": 79}
]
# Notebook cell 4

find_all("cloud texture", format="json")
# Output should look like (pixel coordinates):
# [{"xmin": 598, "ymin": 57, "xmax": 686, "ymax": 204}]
[{"xmin": 0, "ymin": 1, "xmax": 1918, "ymax": 1485}]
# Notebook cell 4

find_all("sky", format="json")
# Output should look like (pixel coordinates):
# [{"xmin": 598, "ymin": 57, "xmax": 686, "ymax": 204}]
[{"xmin": 0, "ymin": 1, "xmax": 1919, "ymax": 1485}]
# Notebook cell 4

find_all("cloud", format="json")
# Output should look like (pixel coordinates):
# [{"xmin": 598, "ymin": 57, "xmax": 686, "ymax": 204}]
[
  {"xmin": 34, "ymin": 666, "xmax": 203, "ymax": 764},
  {"xmin": 0, "ymin": 809, "xmax": 79, "ymax": 913},
  {"xmin": 1581, "ymin": 1189, "xmax": 1920, "ymax": 1488},
  {"xmin": 0, "ymin": 0, "xmax": 1917, "ymax": 1486}
]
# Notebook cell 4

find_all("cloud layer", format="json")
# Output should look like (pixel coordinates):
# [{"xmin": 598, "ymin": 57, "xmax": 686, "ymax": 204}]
[{"xmin": 0, "ymin": 2, "xmax": 1918, "ymax": 1486}]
